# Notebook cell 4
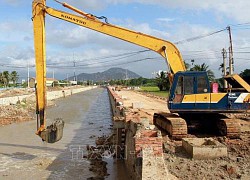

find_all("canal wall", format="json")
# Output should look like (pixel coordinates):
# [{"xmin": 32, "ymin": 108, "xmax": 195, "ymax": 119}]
[
  {"xmin": 47, "ymin": 86, "xmax": 97, "ymax": 100},
  {"xmin": 0, "ymin": 86, "xmax": 97, "ymax": 106},
  {"xmin": 107, "ymin": 87, "xmax": 174, "ymax": 180},
  {"xmin": 0, "ymin": 94, "xmax": 33, "ymax": 106}
]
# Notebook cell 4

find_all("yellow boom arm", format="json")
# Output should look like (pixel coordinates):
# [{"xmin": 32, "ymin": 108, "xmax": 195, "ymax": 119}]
[{"xmin": 32, "ymin": 0, "xmax": 185, "ymax": 141}]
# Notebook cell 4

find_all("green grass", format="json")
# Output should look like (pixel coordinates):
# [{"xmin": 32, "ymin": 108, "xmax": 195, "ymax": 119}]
[{"xmin": 139, "ymin": 86, "xmax": 168, "ymax": 97}]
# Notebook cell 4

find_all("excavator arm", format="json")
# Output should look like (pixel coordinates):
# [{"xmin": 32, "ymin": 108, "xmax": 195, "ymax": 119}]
[
  {"xmin": 33, "ymin": 0, "xmax": 47, "ymax": 137},
  {"xmin": 32, "ymin": 0, "xmax": 185, "ymax": 143}
]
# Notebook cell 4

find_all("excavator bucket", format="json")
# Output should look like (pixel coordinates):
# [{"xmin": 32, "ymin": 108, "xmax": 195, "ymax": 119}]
[{"xmin": 40, "ymin": 119, "xmax": 65, "ymax": 143}]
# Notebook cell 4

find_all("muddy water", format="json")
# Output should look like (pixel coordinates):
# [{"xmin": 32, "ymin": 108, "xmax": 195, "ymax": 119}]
[{"xmin": 0, "ymin": 88, "xmax": 128, "ymax": 180}]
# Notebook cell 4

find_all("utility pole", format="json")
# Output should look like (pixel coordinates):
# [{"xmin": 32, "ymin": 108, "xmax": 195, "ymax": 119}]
[
  {"xmin": 27, "ymin": 62, "xmax": 30, "ymax": 88},
  {"xmin": 125, "ymin": 69, "xmax": 128, "ymax": 80},
  {"xmin": 52, "ymin": 70, "xmax": 54, "ymax": 80},
  {"xmin": 66, "ymin": 73, "xmax": 69, "ymax": 86},
  {"xmin": 125, "ymin": 68, "xmax": 128, "ymax": 86},
  {"xmin": 222, "ymin": 48, "xmax": 228, "ymax": 89},
  {"xmin": 52, "ymin": 69, "xmax": 55, "ymax": 87},
  {"xmin": 73, "ymin": 60, "xmax": 76, "ymax": 82},
  {"xmin": 73, "ymin": 54, "xmax": 76, "ymax": 82},
  {"xmin": 227, "ymin": 26, "xmax": 234, "ymax": 75}
]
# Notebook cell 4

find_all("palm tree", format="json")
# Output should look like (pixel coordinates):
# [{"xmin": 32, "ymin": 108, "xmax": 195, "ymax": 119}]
[
  {"xmin": 0, "ymin": 72, "xmax": 3, "ymax": 85},
  {"xmin": 10, "ymin": 71, "xmax": 19, "ymax": 86},
  {"xmin": 184, "ymin": 61, "xmax": 191, "ymax": 70},
  {"xmin": 218, "ymin": 63, "xmax": 229, "ymax": 76},
  {"xmin": 219, "ymin": 63, "xmax": 224, "ymax": 74},
  {"xmin": 190, "ymin": 63, "xmax": 215, "ymax": 81},
  {"xmin": 156, "ymin": 71, "xmax": 169, "ymax": 91},
  {"xmin": 2, "ymin": 71, "xmax": 10, "ymax": 87}
]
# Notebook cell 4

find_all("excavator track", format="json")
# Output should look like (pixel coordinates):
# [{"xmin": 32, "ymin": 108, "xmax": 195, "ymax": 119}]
[
  {"xmin": 153, "ymin": 113, "xmax": 187, "ymax": 140},
  {"xmin": 154, "ymin": 113, "xmax": 241, "ymax": 139},
  {"xmin": 217, "ymin": 118, "xmax": 241, "ymax": 138}
]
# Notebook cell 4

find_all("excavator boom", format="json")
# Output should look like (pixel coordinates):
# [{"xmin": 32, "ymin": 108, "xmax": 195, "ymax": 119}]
[
  {"xmin": 32, "ymin": 0, "xmax": 186, "ymax": 142},
  {"xmin": 33, "ymin": 0, "xmax": 249, "ymax": 142}
]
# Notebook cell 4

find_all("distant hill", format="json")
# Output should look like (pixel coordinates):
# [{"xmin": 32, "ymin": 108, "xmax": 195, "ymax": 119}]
[{"xmin": 68, "ymin": 68, "xmax": 141, "ymax": 82}]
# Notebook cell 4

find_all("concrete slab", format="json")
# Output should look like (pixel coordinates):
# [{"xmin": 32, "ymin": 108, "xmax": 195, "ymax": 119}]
[
  {"xmin": 182, "ymin": 138, "xmax": 227, "ymax": 159},
  {"xmin": 132, "ymin": 102, "xmax": 143, "ymax": 109}
]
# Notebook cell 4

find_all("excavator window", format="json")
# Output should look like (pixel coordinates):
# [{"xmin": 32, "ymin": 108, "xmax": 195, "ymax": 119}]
[
  {"xmin": 184, "ymin": 76, "xmax": 194, "ymax": 95},
  {"xmin": 173, "ymin": 76, "xmax": 195, "ymax": 103},
  {"xmin": 175, "ymin": 76, "xmax": 183, "ymax": 95},
  {"xmin": 174, "ymin": 76, "xmax": 184, "ymax": 103},
  {"xmin": 197, "ymin": 76, "xmax": 209, "ymax": 93}
]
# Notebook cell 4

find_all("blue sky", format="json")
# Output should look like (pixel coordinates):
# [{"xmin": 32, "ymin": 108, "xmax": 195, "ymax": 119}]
[{"xmin": 0, "ymin": 0, "xmax": 250, "ymax": 81}]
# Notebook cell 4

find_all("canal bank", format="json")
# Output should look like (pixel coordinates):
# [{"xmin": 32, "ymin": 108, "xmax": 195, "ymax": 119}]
[
  {"xmin": 0, "ymin": 86, "xmax": 97, "ymax": 126},
  {"xmin": 0, "ymin": 86, "xmax": 97, "ymax": 106},
  {"xmin": 107, "ymin": 87, "xmax": 176, "ymax": 180}
]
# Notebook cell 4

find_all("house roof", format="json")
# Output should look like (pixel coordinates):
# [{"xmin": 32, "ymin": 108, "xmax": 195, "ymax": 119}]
[
  {"xmin": 29, "ymin": 77, "xmax": 58, "ymax": 81},
  {"xmin": 46, "ymin": 78, "xmax": 58, "ymax": 81}
]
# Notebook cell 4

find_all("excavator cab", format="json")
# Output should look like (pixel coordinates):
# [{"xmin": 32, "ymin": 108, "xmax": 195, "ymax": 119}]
[
  {"xmin": 169, "ymin": 71, "xmax": 250, "ymax": 113},
  {"xmin": 168, "ymin": 71, "xmax": 211, "ymax": 112}
]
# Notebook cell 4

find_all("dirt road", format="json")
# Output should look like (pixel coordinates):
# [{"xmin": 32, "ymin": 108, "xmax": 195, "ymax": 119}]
[{"xmin": 116, "ymin": 90, "xmax": 168, "ymax": 123}]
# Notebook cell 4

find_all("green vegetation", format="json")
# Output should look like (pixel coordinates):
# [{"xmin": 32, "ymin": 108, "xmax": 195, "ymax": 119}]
[
  {"xmin": 240, "ymin": 69, "xmax": 250, "ymax": 77},
  {"xmin": 108, "ymin": 77, "xmax": 157, "ymax": 87},
  {"xmin": 0, "ymin": 70, "xmax": 19, "ymax": 87},
  {"xmin": 190, "ymin": 63, "xmax": 215, "ymax": 81},
  {"xmin": 140, "ymin": 86, "xmax": 169, "ymax": 98},
  {"xmin": 240, "ymin": 69, "xmax": 250, "ymax": 84},
  {"xmin": 155, "ymin": 71, "xmax": 169, "ymax": 91}
]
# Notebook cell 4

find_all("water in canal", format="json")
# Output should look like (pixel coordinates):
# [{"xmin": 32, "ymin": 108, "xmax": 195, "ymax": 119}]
[{"xmin": 0, "ymin": 88, "xmax": 128, "ymax": 179}]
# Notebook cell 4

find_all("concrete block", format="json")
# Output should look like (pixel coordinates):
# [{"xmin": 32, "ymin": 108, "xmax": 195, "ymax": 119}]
[
  {"xmin": 182, "ymin": 138, "xmax": 227, "ymax": 159},
  {"xmin": 113, "ymin": 117, "xmax": 125, "ymax": 128},
  {"xmin": 132, "ymin": 102, "xmax": 143, "ymax": 109}
]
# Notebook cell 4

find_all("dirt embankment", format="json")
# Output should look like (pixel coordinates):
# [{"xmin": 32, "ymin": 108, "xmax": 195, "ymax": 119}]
[
  {"xmin": 0, "ymin": 102, "xmax": 35, "ymax": 126},
  {"xmin": 0, "ymin": 86, "xmax": 85, "ymax": 126},
  {"xmin": 0, "ymin": 88, "xmax": 35, "ymax": 98}
]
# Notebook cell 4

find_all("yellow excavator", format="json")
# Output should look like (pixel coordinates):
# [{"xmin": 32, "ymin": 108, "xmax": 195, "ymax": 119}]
[{"xmin": 32, "ymin": 0, "xmax": 249, "ymax": 143}]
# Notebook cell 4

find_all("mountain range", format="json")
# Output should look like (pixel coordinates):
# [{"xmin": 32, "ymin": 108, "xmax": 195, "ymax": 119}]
[{"xmin": 68, "ymin": 68, "xmax": 141, "ymax": 82}]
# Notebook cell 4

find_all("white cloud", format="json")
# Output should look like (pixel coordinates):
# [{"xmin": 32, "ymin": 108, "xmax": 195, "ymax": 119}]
[
  {"xmin": 106, "ymin": 0, "xmax": 250, "ymax": 22},
  {"xmin": 125, "ymin": 20, "xmax": 170, "ymax": 38},
  {"xmin": 2, "ymin": 0, "xmax": 23, "ymax": 6},
  {"xmin": 1, "ymin": 0, "xmax": 250, "ymax": 79},
  {"xmin": 6, "ymin": 0, "xmax": 246, "ymax": 24},
  {"xmin": 61, "ymin": 0, "xmax": 106, "ymax": 11},
  {"xmin": 156, "ymin": 18, "xmax": 175, "ymax": 23}
]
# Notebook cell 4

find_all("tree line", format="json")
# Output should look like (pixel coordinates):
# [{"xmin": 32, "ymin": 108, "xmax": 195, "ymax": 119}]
[
  {"xmin": 0, "ymin": 71, "xmax": 19, "ymax": 87},
  {"xmin": 107, "ymin": 63, "xmax": 249, "ymax": 91}
]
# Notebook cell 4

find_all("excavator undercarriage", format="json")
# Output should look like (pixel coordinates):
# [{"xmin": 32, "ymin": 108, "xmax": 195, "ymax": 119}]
[
  {"xmin": 153, "ymin": 113, "xmax": 187, "ymax": 140},
  {"xmin": 153, "ymin": 112, "xmax": 241, "ymax": 139}
]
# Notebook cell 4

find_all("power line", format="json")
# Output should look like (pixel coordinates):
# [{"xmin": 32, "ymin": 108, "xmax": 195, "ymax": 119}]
[
  {"xmin": 76, "ymin": 53, "xmax": 148, "ymax": 66},
  {"xmin": 175, "ymin": 28, "xmax": 227, "ymax": 45},
  {"xmin": 47, "ymin": 49, "xmax": 150, "ymax": 65},
  {"xmin": 47, "ymin": 57, "xmax": 159, "ymax": 69},
  {"xmin": 47, "ymin": 53, "xmax": 153, "ymax": 68},
  {"xmin": 231, "ymin": 27, "xmax": 250, "ymax": 31},
  {"xmin": 234, "ymin": 51, "xmax": 250, "ymax": 54},
  {"xmin": 230, "ymin": 22, "xmax": 250, "ymax": 27}
]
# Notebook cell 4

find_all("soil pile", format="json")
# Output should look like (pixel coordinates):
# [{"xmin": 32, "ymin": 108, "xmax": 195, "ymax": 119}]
[
  {"xmin": 164, "ymin": 119, "xmax": 250, "ymax": 179},
  {"xmin": 0, "ymin": 100, "xmax": 35, "ymax": 126}
]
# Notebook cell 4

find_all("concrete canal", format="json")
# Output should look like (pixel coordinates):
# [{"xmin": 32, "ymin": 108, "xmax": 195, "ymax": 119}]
[{"xmin": 0, "ymin": 87, "xmax": 128, "ymax": 179}]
